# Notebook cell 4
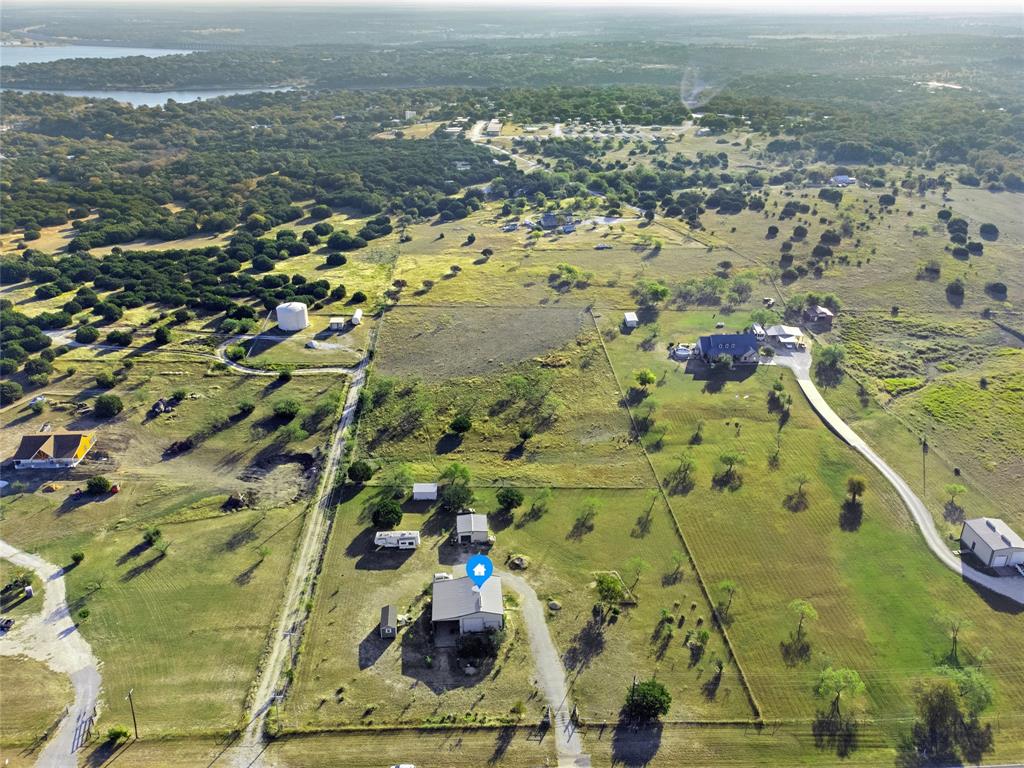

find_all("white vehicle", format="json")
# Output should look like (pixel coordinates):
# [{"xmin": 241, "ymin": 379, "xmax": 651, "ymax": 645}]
[
  {"xmin": 374, "ymin": 531, "xmax": 421, "ymax": 550},
  {"xmin": 595, "ymin": 243, "xmax": 613, "ymax": 250},
  {"xmin": 670, "ymin": 346, "xmax": 692, "ymax": 361}
]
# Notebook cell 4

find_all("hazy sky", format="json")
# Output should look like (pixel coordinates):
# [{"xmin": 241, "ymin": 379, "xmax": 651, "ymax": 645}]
[{"xmin": 7, "ymin": 0, "xmax": 1024, "ymax": 10}]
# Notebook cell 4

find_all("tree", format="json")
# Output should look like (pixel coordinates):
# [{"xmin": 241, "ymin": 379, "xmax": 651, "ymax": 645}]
[
  {"xmin": 819, "ymin": 344, "xmax": 845, "ymax": 368},
  {"xmin": 623, "ymin": 679, "xmax": 672, "ymax": 721},
  {"xmin": 94, "ymin": 394, "xmax": 123, "ymax": 418},
  {"xmin": 154, "ymin": 325, "xmax": 172, "ymax": 345},
  {"xmin": 794, "ymin": 472, "xmax": 811, "ymax": 497},
  {"xmin": 666, "ymin": 452, "xmax": 696, "ymax": 493},
  {"xmin": 86, "ymin": 475, "xmax": 112, "ymax": 494},
  {"xmin": 347, "ymin": 459, "xmax": 374, "ymax": 484},
  {"xmin": 76, "ymin": 325, "xmax": 100, "ymax": 343},
  {"xmin": 633, "ymin": 368, "xmax": 656, "ymax": 388},
  {"xmin": 911, "ymin": 677, "xmax": 993, "ymax": 762},
  {"xmin": 379, "ymin": 463, "xmax": 412, "ymax": 499},
  {"xmin": 718, "ymin": 451, "xmax": 746, "ymax": 478},
  {"xmin": 440, "ymin": 481, "xmax": 474, "ymax": 513},
  {"xmin": 449, "ymin": 413, "xmax": 472, "ymax": 434},
  {"xmin": 372, "ymin": 498, "xmax": 403, "ymax": 529},
  {"xmin": 789, "ymin": 598, "xmax": 818, "ymax": 641},
  {"xmin": 595, "ymin": 573, "xmax": 626, "ymax": 611},
  {"xmin": 624, "ymin": 556, "xmax": 649, "ymax": 589},
  {"xmin": 0, "ymin": 381, "xmax": 23, "ymax": 406},
  {"xmin": 273, "ymin": 399, "xmax": 301, "ymax": 420},
  {"xmin": 944, "ymin": 483, "xmax": 967, "ymax": 505},
  {"xmin": 846, "ymin": 475, "xmax": 866, "ymax": 503},
  {"xmin": 816, "ymin": 667, "xmax": 865, "ymax": 721},
  {"xmin": 440, "ymin": 462, "xmax": 471, "ymax": 485},
  {"xmin": 496, "ymin": 487, "xmax": 524, "ymax": 511},
  {"xmin": 939, "ymin": 613, "xmax": 973, "ymax": 663},
  {"xmin": 71, "ymin": 551, "xmax": 85, "ymax": 566},
  {"xmin": 717, "ymin": 579, "xmax": 738, "ymax": 619}
]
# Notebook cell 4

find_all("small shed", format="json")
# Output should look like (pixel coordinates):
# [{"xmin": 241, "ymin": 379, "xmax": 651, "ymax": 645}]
[
  {"xmin": 456, "ymin": 513, "xmax": 490, "ymax": 544},
  {"xmin": 623, "ymin": 312, "xmax": 639, "ymax": 329},
  {"xmin": 329, "ymin": 317, "xmax": 345, "ymax": 331},
  {"xmin": 413, "ymin": 483, "xmax": 438, "ymax": 501},
  {"xmin": 380, "ymin": 605, "xmax": 398, "ymax": 638},
  {"xmin": 351, "ymin": 308, "xmax": 364, "ymax": 326}
]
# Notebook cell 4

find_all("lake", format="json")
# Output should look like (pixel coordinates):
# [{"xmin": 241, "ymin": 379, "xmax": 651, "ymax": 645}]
[
  {"xmin": 1, "ymin": 44, "xmax": 292, "ymax": 106},
  {"xmin": 0, "ymin": 44, "xmax": 193, "ymax": 67}
]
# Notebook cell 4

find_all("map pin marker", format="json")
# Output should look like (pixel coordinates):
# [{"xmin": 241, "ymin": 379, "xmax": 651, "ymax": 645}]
[{"xmin": 467, "ymin": 554, "xmax": 493, "ymax": 591}]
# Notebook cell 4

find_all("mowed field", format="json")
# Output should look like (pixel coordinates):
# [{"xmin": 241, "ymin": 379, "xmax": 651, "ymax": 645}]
[
  {"xmin": 0, "ymin": 655, "xmax": 71, "ymax": 751},
  {"xmin": 0, "ymin": 350, "xmax": 347, "ymax": 737},
  {"xmin": 600, "ymin": 308, "xmax": 1024, "ymax": 752}
]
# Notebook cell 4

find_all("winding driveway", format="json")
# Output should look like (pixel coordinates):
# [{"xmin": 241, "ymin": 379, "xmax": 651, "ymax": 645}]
[
  {"xmin": 0, "ymin": 540, "xmax": 102, "ymax": 767},
  {"xmin": 499, "ymin": 570, "xmax": 591, "ymax": 768},
  {"xmin": 772, "ymin": 349, "xmax": 1024, "ymax": 606}
]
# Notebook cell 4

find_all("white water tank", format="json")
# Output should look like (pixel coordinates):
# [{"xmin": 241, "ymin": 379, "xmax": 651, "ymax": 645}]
[{"xmin": 276, "ymin": 301, "xmax": 309, "ymax": 331}]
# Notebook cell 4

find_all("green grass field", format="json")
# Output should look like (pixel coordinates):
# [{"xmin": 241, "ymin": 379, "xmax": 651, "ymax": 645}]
[
  {"xmin": 600, "ymin": 308, "xmax": 1024, "ymax": 749},
  {"xmin": 0, "ymin": 655, "xmax": 71, "ymax": 749}
]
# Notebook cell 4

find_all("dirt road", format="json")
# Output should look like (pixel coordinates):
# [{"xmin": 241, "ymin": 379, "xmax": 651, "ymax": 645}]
[{"xmin": 0, "ymin": 540, "xmax": 102, "ymax": 768}]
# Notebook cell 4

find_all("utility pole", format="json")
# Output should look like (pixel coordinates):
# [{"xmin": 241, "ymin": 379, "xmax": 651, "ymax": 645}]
[{"xmin": 125, "ymin": 689, "xmax": 138, "ymax": 740}]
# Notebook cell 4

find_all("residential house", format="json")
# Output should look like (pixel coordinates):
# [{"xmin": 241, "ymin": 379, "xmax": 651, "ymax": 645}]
[
  {"xmin": 12, "ymin": 432, "xmax": 95, "ymax": 470},
  {"xmin": 696, "ymin": 333, "xmax": 760, "ymax": 365},
  {"xmin": 455, "ymin": 513, "xmax": 490, "ymax": 544},
  {"xmin": 485, "ymin": 119, "xmax": 503, "ymax": 136},
  {"xmin": 432, "ymin": 575, "xmax": 504, "ymax": 635},
  {"xmin": 960, "ymin": 518, "xmax": 1024, "ymax": 568},
  {"xmin": 829, "ymin": 175, "xmax": 857, "ymax": 187},
  {"xmin": 539, "ymin": 212, "xmax": 559, "ymax": 230}
]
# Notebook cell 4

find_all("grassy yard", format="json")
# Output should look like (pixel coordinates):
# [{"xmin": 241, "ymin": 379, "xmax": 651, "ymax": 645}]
[
  {"xmin": 600, "ymin": 308, "xmax": 1024, "ymax": 748},
  {"xmin": 284, "ymin": 487, "xmax": 538, "ymax": 730},
  {"xmin": 0, "ymin": 655, "xmax": 71, "ymax": 749}
]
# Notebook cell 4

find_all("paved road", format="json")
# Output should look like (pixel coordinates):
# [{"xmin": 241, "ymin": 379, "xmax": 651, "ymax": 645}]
[
  {"xmin": 226, "ymin": 356, "xmax": 370, "ymax": 768},
  {"xmin": 499, "ymin": 570, "xmax": 591, "ymax": 767},
  {"xmin": 772, "ymin": 349, "xmax": 1024, "ymax": 606},
  {"xmin": 0, "ymin": 540, "xmax": 102, "ymax": 767}
]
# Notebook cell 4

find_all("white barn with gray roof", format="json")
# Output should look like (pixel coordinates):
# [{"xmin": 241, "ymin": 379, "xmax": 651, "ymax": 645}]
[{"xmin": 960, "ymin": 518, "xmax": 1024, "ymax": 568}]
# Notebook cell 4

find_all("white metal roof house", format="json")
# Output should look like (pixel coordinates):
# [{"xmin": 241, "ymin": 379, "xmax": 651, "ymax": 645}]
[
  {"xmin": 961, "ymin": 518, "xmax": 1024, "ymax": 568},
  {"xmin": 623, "ymin": 312, "xmax": 639, "ymax": 329},
  {"xmin": 456, "ymin": 513, "xmax": 490, "ymax": 544},
  {"xmin": 412, "ymin": 483, "xmax": 438, "ymax": 501},
  {"xmin": 431, "ymin": 575, "xmax": 504, "ymax": 635}
]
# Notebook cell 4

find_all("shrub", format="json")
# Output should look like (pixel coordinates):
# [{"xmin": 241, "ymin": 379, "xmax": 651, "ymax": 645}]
[
  {"xmin": 154, "ymin": 326, "xmax": 172, "ymax": 345},
  {"xmin": 273, "ymin": 399, "xmax": 301, "ymax": 420},
  {"xmin": 94, "ymin": 394, "xmax": 123, "ymax": 418},
  {"xmin": 449, "ymin": 413, "xmax": 472, "ymax": 434},
  {"xmin": 277, "ymin": 369, "xmax": 293, "ymax": 384},
  {"xmin": 86, "ymin": 476, "xmax": 112, "ymax": 494},
  {"xmin": 326, "ymin": 253, "xmax": 348, "ymax": 267},
  {"xmin": 96, "ymin": 371, "xmax": 116, "ymax": 389},
  {"xmin": 225, "ymin": 345, "xmax": 246, "ymax": 362},
  {"xmin": 106, "ymin": 329, "xmax": 133, "ymax": 347},
  {"xmin": 350, "ymin": 291, "xmax": 367, "ymax": 304},
  {"xmin": 71, "ymin": 551, "xmax": 85, "ymax": 565},
  {"xmin": 106, "ymin": 726, "xmax": 131, "ymax": 743},
  {"xmin": 347, "ymin": 459, "xmax": 374, "ymax": 483},
  {"xmin": 372, "ymin": 498, "xmax": 403, "ymax": 528},
  {"xmin": 75, "ymin": 325, "xmax": 100, "ymax": 343}
]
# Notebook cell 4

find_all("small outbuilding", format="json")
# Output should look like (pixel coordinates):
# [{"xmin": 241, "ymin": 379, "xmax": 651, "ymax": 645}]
[
  {"xmin": 276, "ymin": 301, "xmax": 309, "ymax": 332},
  {"xmin": 329, "ymin": 317, "xmax": 345, "ymax": 331},
  {"xmin": 455, "ymin": 513, "xmax": 490, "ymax": 544},
  {"xmin": 380, "ymin": 605, "xmax": 398, "ymax": 638},
  {"xmin": 765, "ymin": 325, "xmax": 805, "ymax": 348},
  {"xmin": 960, "ymin": 518, "xmax": 1024, "ymax": 568},
  {"xmin": 804, "ymin": 305, "xmax": 835, "ymax": 328},
  {"xmin": 623, "ymin": 312, "xmax": 639, "ymax": 329},
  {"xmin": 412, "ymin": 482, "xmax": 438, "ymax": 501}
]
